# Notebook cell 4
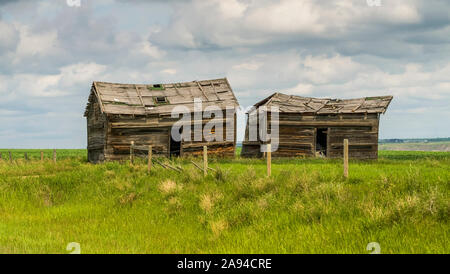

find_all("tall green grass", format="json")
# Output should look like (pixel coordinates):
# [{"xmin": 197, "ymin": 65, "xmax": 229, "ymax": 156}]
[{"xmin": 0, "ymin": 150, "xmax": 448, "ymax": 253}]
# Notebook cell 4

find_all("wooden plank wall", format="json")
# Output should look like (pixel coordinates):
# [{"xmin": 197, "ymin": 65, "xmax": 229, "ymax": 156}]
[
  {"xmin": 327, "ymin": 125, "xmax": 379, "ymax": 160},
  {"xmin": 180, "ymin": 110, "xmax": 236, "ymax": 157},
  {"xmin": 101, "ymin": 110, "xmax": 236, "ymax": 161},
  {"xmin": 105, "ymin": 114, "xmax": 169, "ymax": 161},
  {"xmin": 272, "ymin": 112, "xmax": 315, "ymax": 157},
  {"xmin": 87, "ymin": 98, "xmax": 107, "ymax": 163},
  {"xmin": 241, "ymin": 112, "xmax": 262, "ymax": 158},
  {"xmin": 241, "ymin": 111, "xmax": 380, "ymax": 159},
  {"xmin": 272, "ymin": 126, "xmax": 315, "ymax": 157},
  {"xmin": 241, "ymin": 112, "xmax": 315, "ymax": 157}
]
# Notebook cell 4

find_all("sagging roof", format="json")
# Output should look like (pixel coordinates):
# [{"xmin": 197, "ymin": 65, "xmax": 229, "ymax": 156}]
[
  {"xmin": 84, "ymin": 78, "xmax": 239, "ymax": 116},
  {"xmin": 250, "ymin": 92, "xmax": 393, "ymax": 114}
]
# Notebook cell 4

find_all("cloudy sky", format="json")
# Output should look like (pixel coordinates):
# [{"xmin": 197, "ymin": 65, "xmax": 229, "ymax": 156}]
[{"xmin": 0, "ymin": 0, "xmax": 449, "ymax": 148}]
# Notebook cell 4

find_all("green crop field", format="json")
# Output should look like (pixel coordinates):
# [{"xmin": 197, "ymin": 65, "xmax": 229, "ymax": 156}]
[{"xmin": 0, "ymin": 149, "xmax": 448, "ymax": 254}]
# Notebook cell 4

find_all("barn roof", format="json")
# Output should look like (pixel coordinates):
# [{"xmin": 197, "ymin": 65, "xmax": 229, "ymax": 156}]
[
  {"xmin": 84, "ymin": 78, "xmax": 239, "ymax": 117},
  {"xmin": 250, "ymin": 92, "xmax": 393, "ymax": 114}
]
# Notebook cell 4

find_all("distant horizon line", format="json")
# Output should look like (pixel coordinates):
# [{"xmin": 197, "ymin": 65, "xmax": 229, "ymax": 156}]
[{"xmin": 1, "ymin": 137, "xmax": 449, "ymax": 150}]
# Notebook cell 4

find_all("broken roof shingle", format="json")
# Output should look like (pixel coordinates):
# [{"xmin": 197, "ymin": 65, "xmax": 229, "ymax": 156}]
[
  {"xmin": 251, "ymin": 92, "xmax": 393, "ymax": 114},
  {"xmin": 84, "ymin": 78, "xmax": 239, "ymax": 116}
]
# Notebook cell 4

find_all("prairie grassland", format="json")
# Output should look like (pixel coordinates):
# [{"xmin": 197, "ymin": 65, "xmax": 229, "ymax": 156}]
[
  {"xmin": 0, "ymin": 150, "xmax": 448, "ymax": 254},
  {"xmin": 379, "ymin": 141, "xmax": 450, "ymax": 152}
]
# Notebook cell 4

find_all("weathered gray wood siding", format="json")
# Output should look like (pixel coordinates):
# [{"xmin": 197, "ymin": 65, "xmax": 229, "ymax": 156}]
[
  {"xmin": 181, "ymin": 110, "xmax": 236, "ymax": 157},
  {"xmin": 99, "ymin": 109, "xmax": 236, "ymax": 161},
  {"xmin": 241, "ymin": 112, "xmax": 380, "ymax": 159},
  {"xmin": 105, "ymin": 114, "xmax": 170, "ymax": 161},
  {"xmin": 327, "ymin": 114, "xmax": 379, "ymax": 160},
  {"xmin": 271, "ymin": 113, "xmax": 315, "ymax": 157},
  {"xmin": 86, "ymin": 96, "xmax": 107, "ymax": 163}
]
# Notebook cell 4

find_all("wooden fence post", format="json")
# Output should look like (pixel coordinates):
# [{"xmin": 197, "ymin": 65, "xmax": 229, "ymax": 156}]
[
  {"xmin": 343, "ymin": 139, "xmax": 349, "ymax": 178},
  {"xmin": 130, "ymin": 141, "xmax": 134, "ymax": 165},
  {"xmin": 41, "ymin": 151, "xmax": 44, "ymax": 161},
  {"xmin": 0, "ymin": 152, "xmax": 2, "ymax": 160},
  {"xmin": 203, "ymin": 146, "xmax": 208, "ymax": 177},
  {"xmin": 9, "ymin": 151, "xmax": 12, "ymax": 162},
  {"xmin": 53, "ymin": 149, "xmax": 56, "ymax": 163},
  {"xmin": 267, "ymin": 144, "xmax": 272, "ymax": 177},
  {"xmin": 148, "ymin": 145, "xmax": 152, "ymax": 173},
  {"xmin": 24, "ymin": 152, "xmax": 28, "ymax": 161}
]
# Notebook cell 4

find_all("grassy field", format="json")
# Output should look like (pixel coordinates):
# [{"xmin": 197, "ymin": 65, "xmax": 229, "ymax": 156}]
[
  {"xmin": 0, "ymin": 149, "xmax": 448, "ymax": 254},
  {"xmin": 379, "ymin": 141, "xmax": 450, "ymax": 152}
]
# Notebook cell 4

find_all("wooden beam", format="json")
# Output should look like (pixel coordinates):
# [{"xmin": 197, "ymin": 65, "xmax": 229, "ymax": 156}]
[
  {"xmin": 182, "ymin": 141, "xmax": 234, "ymax": 149},
  {"xmin": 313, "ymin": 128, "xmax": 317, "ymax": 156},
  {"xmin": 93, "ymin": 82, "xmax": 105, "ymax": 114},
  {"xmin": 210, "ymin": 81, "xmax": 220, "ymax": 101},
  {"xmin": 343, "ymin": 139, "xmax": 349, "ymax": 178},
  {"xmin": 234, "ymin": 112, "xmax": 237, "ymax": 157},
  {"xmin": 267, "ymin": 144, "xmax": 271, "ymax": 177},
  {"xmin": 196, "ymin": 81, "xmax": 209, "ymax": 101},
  {"xmin": 135, "ymin": 85, "xmax": 145, "ymax": 108},
  {"xmin": 271, "ymin": 120, "xmax": 377, "ymax": 127},
  {"xmin": 191, "ymin": 160, "xmax": 204, "ymax": 172},
  {"xmin": 173, "ymin": 83, "xmax": 181, "ymax": 96},
  {"xmin": 148, "ymin": 145, "xmax": 152, "ymax": 173},
  {"xmin": 203, "ymin": 146, "xmax": 208, "ymax": 177},
  {"xmin": 351, "ymin": 99, "xmax": 365, "ymax": 112},
  {"xmin": 130, "ymin": 141, "xmax": 134, "ymax": 165}
]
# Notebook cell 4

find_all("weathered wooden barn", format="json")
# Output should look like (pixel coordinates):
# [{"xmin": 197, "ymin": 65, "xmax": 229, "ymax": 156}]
[
  {"xmin": 241, "ymin": 93, "xmax": 393, "ymax": 159},
  {"xmin": 84, "ymin": 78, "xmax": 239, "ymax": 163}
]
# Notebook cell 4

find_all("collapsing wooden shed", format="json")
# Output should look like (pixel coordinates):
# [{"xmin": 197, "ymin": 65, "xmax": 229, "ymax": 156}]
[
  {"xmin": 84, "ymin": 78, "xmax": 239, "ymax": 163},
  {"xmin": 241, "ymin": 93, "xmax": 393, "ymax": 159}
]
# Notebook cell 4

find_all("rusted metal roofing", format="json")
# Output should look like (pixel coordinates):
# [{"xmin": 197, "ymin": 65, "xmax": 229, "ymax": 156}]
[
  {"xmin": 251, "ymin": 92, "xmax": 393, "ymax": 114},
  {"xmin": 84, "ymin": 78, "xmax": 239, "ymax": 116}
]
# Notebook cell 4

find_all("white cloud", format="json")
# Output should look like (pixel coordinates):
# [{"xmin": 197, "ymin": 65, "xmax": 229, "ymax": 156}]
[
  {"xmin": 0, "ymin": 21, "xmax": 19, "ymax": 51},
  {"xmin": 135, "ymin": 40, "xmax": 165, "ymax": 59},
  {"xmin": 161, "ymin": 68, "xmax": 177, "ymax": 75},
  {"xmin": 152, "ymin": 0, "xmax": 427, "ymax": 49},
  {"xmin": 216, "ymin": 0, "xmax": 247, "ymax": 19},
  {"xmin": 58, "ymin": 62, "xmax": 107, "ymax": 87},
  {"xmin": 301, "ymin": 55, "xmax": 364, "ymax": 85},
  {"xmin": 244, "ymin": 0, "xmax": 325, "ymax": 34},
  {"xmin": 226, "ymin": 52, "xmax": 450, "ymax": 119},
  {"xmin": 14, "ymin": 25, "xmax": 60, "ymax": 61},
  {"xmin": 232, "ymin": 62, "xmax": 262, "ymax": 71},
  {"xmin": 0, "ymin": 62, "xmax": 106, "ymax": 98},
  {"xmin": 379, "ymin": 1, "xmax": 422, "ymax": 24},
  {"xmin": 285, "ymin": 83, "xmax": 314, "ymax": 96}
]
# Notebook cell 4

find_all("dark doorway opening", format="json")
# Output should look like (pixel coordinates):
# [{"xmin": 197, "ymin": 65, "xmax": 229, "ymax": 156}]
[
  {"xmin": 316, "ymin": 128, "xmax": 328, "ymax": 156},
  {"xmin": 170, "ymin": 132, "xmax": 181, "ymax": 157}
]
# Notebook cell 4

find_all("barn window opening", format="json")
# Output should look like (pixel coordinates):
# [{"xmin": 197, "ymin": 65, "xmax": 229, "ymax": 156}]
[
  {"xmin": 148, "ymin": 84, "xmax": 165, "ymax": 91},
  {"xmin": 315, "ymin": 128, "xmax": 328, "ymax": 157},
  {"xmin": 156, "ymin": 96, "xmax": 166, "ymax": 103},
  {"xmin": 154, "ymin": 96, "xmax": 168, "ymax": 105}
]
